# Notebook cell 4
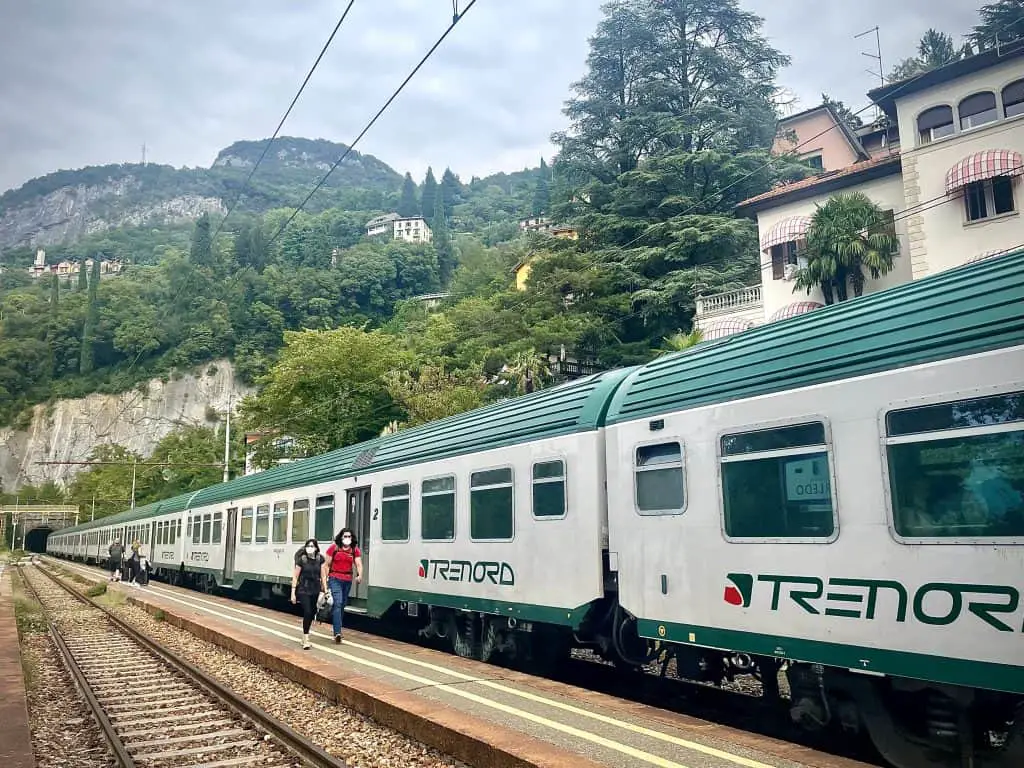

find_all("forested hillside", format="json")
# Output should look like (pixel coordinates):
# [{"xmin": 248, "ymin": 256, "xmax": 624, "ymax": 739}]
[{"xmin": 2, "ymin": 0, "xmax": 826, "ymax": 511}]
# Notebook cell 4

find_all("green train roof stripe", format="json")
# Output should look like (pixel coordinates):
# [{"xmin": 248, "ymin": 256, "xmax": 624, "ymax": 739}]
[
  {"xmin": 60, "ymin": 367, "xmax": 636, "ymax": 532},
  {"xmin": 605, "ymin": 247, "xmax": 1024, "ymax": 425}
]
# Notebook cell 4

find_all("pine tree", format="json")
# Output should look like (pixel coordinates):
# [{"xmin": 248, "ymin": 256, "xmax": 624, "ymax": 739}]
[
  {"xmin": 440, "ymin": 168, "xmax": 461, "ymax": 219},
  {"xmin": 49, "ymin": 274, "xmax": 59, "ymax": 307},
  {"xmin": 190, "ymin": 212, "xmax": 213, "ymax": 266},
  {"xmin": 79, "ymin": 257, "xmax": 101, "ymax": 374},
  {"xmin": 532, "ymin": 158, "xmax": 551, "ymax": 216},
  {"xmin": 421, "ymin": 167, "xmax": 439, "ymax": 220},
  {"xmin": 77, "ymin": 260, "xmax": 88, "ymax": 291},
  {"xmin": 431, "ymin": 192, "xmax": 456, "ymax": 284},
  {"xmin": 398, "ymin": 173, "xmax": 419, "ymax": 217}
]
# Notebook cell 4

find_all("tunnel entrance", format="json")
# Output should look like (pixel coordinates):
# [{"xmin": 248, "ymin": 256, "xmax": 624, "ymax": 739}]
[{"xmin": 24, "ymin": 527, "xmax": 54, "ymax": 553}]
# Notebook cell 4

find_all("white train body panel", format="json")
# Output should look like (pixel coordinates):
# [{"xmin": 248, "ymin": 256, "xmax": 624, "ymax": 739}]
[{"xmin": 605, "ymin": 346, "xmax": 1024, "ymax": 687}]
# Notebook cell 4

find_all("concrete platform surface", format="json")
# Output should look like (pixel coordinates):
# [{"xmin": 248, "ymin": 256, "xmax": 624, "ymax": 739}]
[
  {"xmin": 48, "ymin": 557, "xmax": 877, "ymax": 768},
  {"xmin": 0, "ymin": 565, "xmax": 37, "ymax": 768}
]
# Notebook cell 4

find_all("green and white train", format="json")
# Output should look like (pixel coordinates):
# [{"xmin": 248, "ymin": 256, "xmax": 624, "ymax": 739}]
[{"xmin": 49, "ymin": 249, "xmax": 1024, "ymax": 768}]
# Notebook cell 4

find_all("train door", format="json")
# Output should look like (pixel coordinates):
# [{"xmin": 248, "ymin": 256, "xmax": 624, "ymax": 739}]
[
  {"xmin": 345, "ymin": 487, "xmax": 371, "ymax": 601},
  {"xmin": 223, "ymin": 508, "xmax": 238, "ymax": 584},
  {"xmin": 148, "ymin": 521, "xmax": 157, "ymax": 558}
]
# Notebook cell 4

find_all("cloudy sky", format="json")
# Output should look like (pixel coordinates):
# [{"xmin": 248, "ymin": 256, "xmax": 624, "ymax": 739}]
[{"xmin": 0, "ymin": 1, "xmax": 980, "ymax": 194}]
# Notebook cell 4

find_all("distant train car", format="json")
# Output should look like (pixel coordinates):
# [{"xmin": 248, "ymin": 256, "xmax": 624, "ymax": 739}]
[{"xmin": 49, "ymin": 249, "xmax": 1024, "ymax": 768}]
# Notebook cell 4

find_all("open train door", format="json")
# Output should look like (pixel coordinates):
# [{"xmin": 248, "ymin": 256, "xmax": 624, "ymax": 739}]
[
  {"xmin": 345, "ymin": 487, "xmax": 371, "ymax": 605},
  {"xmin": 222, "ymin": 507, "xmax": 238, "ymax": 584}
]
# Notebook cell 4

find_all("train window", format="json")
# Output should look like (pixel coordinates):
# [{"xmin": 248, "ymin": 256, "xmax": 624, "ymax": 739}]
[
  {"xmin": 212, "ymin": 511, "xmax": 223, "ymax": 545},
  {"xmin": 314, "ymin": 496, "xmax": 334, "ymax": 542},
  {"xmin": 240, "ymin": 507, "xmax": 254, "ymax": 543},
  {"xmin": 291, "ymin": 499, "xmax": 310, "ymax": 542},
  {"xmin": 885, "ymin": 391, "xmax": 1023, "ymax": 539},
  {"xmin": 635, "ymin": 442, "xmax": 685, "ymax": 515},
  {"xmin": 193, "ymin": 516, "xmax": 202, "ymax": 544},
  {"xmin": 382, "ymin": 483, "xmax": 410, "ymax": 541},
  {"xmin": 186, "ymin": 516, "xmax": 193, "ymax": 540},
  {"xmin": 255, "ymin": 504, "xmax": 270, "ymax": 544},
  {"xmin": 532, "ymin": 460, "xmax": 566, "ymax": 518},
  {"xmin": 470, "ymin": 468, "xmax": 514, "ymax": 540},
  {"xmin": 720, "ymin": 422, "xmax": 835, "ymax": 539},
  {"xmin": 272, "ymin": 502, "xmax": 288, "ymax": 543},
  {"xmin": 176, "ymin": 520, "xmax": 181, "ymax": 542},
  {"xmin": 421, "ymin": 476, "xmax": 455, "ymax": 541},
  {"xmin": 158, "ymin": 522, "xmax": 165, "ymax": 545},
  {"xmin": 201, "ymin": 513, "xmax": 212, "ymax": 544},
  {"xmin": 170, "ymin": 520, "xmax": 177, "ymax": 545}
]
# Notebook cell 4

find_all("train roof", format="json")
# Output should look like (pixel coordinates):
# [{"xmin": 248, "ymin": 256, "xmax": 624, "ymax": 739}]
[
  {"xmin": 605, "ymin": 247, "xmax": 1024, "ymax": 425},
  {"xmin": 59, "ymin": 366, "xmax": 636, "ymax": 533}
]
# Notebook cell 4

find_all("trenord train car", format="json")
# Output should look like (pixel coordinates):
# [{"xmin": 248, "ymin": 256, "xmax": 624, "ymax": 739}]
[{"xmin": 50, "ymin": 250, "xmax": 1024, "ymax": 768}]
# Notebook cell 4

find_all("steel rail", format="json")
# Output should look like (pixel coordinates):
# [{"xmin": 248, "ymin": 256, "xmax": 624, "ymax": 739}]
[{"xmin": 28, "ymin": 562, "xmax": 350, "ymax": 768}]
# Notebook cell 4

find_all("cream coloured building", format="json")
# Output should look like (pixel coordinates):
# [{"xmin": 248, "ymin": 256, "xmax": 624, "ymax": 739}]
[
  {"xmin": 393, "ymin": 216, "xmax": 433, "ymax": 244},
  {"xmin": 696, "ymin": 46, "xmax": 1024, "ymax": 340}
]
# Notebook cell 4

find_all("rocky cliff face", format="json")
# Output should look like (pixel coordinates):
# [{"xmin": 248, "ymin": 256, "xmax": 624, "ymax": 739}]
[
  {"xmin": 0, "ymin": 175, "xmax": 225, "ymax": 249},
  {"xmin": 0, "ymin": 360, "xmax": 252, "ymax": 490}
]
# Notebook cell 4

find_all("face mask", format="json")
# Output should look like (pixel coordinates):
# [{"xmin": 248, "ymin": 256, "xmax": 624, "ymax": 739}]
[
  {"xmin": 342, "ymin": 536, "xmax": 352, "ymax": 545},
  {"xmin": 305, "ymin": 546, "xmax": 315, "ymax": 556}
]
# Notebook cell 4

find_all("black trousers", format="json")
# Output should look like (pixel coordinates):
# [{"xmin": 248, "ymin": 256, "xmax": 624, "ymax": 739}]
[{"xmin": 297, "ymin": 591, "xmax": 319, "ymax": 634}]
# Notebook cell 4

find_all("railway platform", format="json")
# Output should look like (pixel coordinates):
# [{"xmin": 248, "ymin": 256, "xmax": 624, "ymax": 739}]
[
  {"xmin": 47, "ymin": 557, "xmax": 879, "ymax": 768},
  {"xmin": 0, "ymin": 564, "xmax": 37, "ymax": 768}
]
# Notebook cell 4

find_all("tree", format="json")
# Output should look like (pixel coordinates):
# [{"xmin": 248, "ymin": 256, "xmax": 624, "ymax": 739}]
[
  {"xmin": 532, "ymin": 158, "xmax": 551, "ymax": 216},
  {"xmin": 238, "ymin": 327, "xmax": 407, "ymax": 462},
  {"xmin": 79, "ymin": 257, "xmax": 100, "ymax": 373},
  {"xmin": 421, "ymin": 167, "xmax": 439, "ymax": 220},
  {"xmin": 970, "ymin": 1, "xmax": 1024, "ymax": 51},
  {"xmin": 550, "ymin": 0, "xmax": 799, "ymax": 343},
  {"xmin": 440, "ymin": 168, "xmax": 461, "ymax": 219},
  {"xmin": 190, "ymin": 212, "xmax": 213, "ymax": 266},
  {"xmin": 65, "ymin": 444, "xmax": 144, "ymax": 520},
  {"xmin": 398, "ymin": 173, "xmax": 419, "ymax": 217},
  {"xmin": 384, "ymin": 363, "xmax": 486, "ymax": 427},
  {"xmin": 432, "ymin": 193, "xmax": 456, "ymax": 285},
  {"xmin": 889, "ymin": 29, "xmax": 965, "ymax": 81},
  {"xmin": 793, "ymin": 192, "xmax": 900, "ymax": 304},
  {"xmin": 821, "ymin": 94, "xmax": 863, "ymax": 130},
  {"xmin": 49, "ymin": 274, "xmax": 59, "ymax": 307},
  {"xmin": 77, "ymin": 260, "xmax": 88, "ymax": 291}
]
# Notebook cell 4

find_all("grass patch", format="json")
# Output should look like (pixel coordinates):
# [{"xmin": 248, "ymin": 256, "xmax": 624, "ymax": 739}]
[
  {"xmin": 153, "ymin": 609, "xmax": 166, "ymax": 622},
  {"xmin": 85, "ymin": 583, "xmax": 107, "ymax": 598},
  {"xmin": 11, "ymin": 573, "xmax": 46, "ymax": 691},
  {"xmin": 95, "ymin": 589, "xmax": 126, "ymax": 609}
]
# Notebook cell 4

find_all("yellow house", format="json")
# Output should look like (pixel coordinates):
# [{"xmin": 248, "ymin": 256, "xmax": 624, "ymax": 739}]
[
  {"xmin": 551, "ymin": 225, "xmax": 579, "ymax": 240},
  {"xmin": 512, "ymin": 259, "xmax": 532, "ymax": 291}
]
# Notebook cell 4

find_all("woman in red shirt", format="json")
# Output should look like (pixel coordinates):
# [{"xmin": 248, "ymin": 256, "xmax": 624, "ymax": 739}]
[{"xmin": 321, "ymin": 527, "xmax": 362, "ymax": 642}]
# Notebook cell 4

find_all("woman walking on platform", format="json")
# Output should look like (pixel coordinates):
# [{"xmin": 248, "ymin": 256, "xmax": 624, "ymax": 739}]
[
  {"xmin": 322, "ymin": 528, "xmax": 362, "ymax": 643},
  {"xmin": 291, "ymin": 538, "xmax": 327, "ymax": 650}
]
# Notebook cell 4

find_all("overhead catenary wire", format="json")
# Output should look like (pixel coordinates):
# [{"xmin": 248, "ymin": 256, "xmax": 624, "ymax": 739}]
[{"xmin": 265, "ymin": 0, "xmax": 479, "ymax": 250}]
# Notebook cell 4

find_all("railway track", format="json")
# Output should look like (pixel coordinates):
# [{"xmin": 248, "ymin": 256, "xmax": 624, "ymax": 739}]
[{"xmin": 20, "ymin": 564, "xmax": 348, "ymax": 768}]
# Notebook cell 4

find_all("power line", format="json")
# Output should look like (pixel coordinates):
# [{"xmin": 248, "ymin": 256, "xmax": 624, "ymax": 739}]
[
  {"xmin": 209, "ymin": 0, "xmax": 358, "ymax": 244},
  {"xmin": 266, "ymin": 0, "xmax": 479, "ymax": 249}
]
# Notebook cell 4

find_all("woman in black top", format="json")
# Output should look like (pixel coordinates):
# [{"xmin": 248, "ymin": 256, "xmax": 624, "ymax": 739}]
[{"xmin": 291, "ymin": 538, "xmax": 327, "ymax": 650}]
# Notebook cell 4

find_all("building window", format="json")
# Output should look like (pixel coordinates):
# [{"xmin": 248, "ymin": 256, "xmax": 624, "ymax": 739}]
[
  {"xmin": 959, "ymin": 92, "xmax": 998, "ymax": 130},
  {"xmin": 805, "ymin": 154, "xmax": 824, "ymax": 171},
  {"xmin": 964, "ymin": 176, "xmax": 1016, "ymax": 222},
  {"xmin": 917, "ymin": 105, "xmax": 955, "ymax": 144},
  {"xmin": 635, "ymin": 442, "xmax": 685, "ymax": 514},
  {"xmin": 291, "ymin": 499, "xmax": 309, "ymax": 543},
  {"xmin": 770, "ymin": 241, "xmax": 799, "ymax": 280},
  {"xmin": 240, "ymin": 507, "xmax": 253, "ymax": 543},
  {"xmin": 721, "ymin": 422, "xmax": 835, "ymax": 539},
  {"xmin": 1002, "ymin": 79, "xmax": 1024, "ymax": 118},
  {"xmin": 381, "ymin": 483, "xmax": 410, "ymax": 541},
  {"xmin": 532, "ymin": 460, "xmax": 566, "ymax": 518},
  {"xmin": 885, "ymin": 392, "xmax": 1023, "ymax": 539},
  {"xmin": 421, "ymin": 476, "xmax": 456, "ymax": 540},
  {"xmin": 272, "ymin": 501, "xmax": 288, "ymax": 543},
  {"xmin": 314, "ymin": 495, "xmax": 335, "ymax": 542},
  {"xmin": 470, "ymin": 468, "xmax": 514, "ymax": 540}
]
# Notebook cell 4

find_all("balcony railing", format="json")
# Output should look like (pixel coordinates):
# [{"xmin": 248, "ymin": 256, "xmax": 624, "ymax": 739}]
[{"xmin": 696, "ymin": 285, "xmax": 762, "ymax": 318}]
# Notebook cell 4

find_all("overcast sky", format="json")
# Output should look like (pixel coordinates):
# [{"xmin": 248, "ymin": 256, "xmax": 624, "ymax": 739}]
[{"xmin": 0, "ymin": 1, "xmax": 981, "ymax": 194}]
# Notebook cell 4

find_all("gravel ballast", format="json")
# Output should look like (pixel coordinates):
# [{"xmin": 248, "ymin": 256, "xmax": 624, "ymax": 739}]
[{"xmin": 101, "ymin": 593, "xmax": 467, "ymax": 768}]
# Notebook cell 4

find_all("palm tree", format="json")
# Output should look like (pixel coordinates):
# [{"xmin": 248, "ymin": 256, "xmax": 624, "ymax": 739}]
[
  {"xmin": 793, "ymin": 192, "xmax": 900, "ymax": 304},
  {"xmin": 658, "ymin": 328, "xmax": 704, "ymax": 356}
]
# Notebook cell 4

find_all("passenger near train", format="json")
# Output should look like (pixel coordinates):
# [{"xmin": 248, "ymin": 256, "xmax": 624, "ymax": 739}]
[{"xmin": 49, "ymin": 250, "xmax": 1024, "ymax": 768}]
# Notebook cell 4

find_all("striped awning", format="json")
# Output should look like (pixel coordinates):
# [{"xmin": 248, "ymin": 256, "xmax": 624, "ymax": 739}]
[
  {"xmin": 760, "ymin": 215, "xmax": 812, "ymax": 252},
  {"xmin": 945, "ymin": 149, "xmax": 1024, "ymax": 194}
]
